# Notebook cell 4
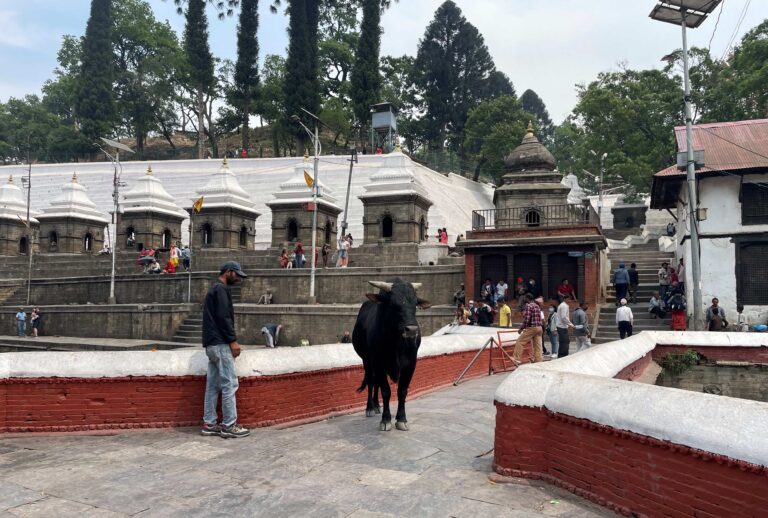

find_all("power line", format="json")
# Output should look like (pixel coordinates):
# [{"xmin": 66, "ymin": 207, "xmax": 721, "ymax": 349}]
[
  {"xmin": 707, "ymin": 0, "xmax": 725, "ymax": 52},
  {"xmin": 721, "ymin": 0, "xmax": 751, "ymax": 59}
]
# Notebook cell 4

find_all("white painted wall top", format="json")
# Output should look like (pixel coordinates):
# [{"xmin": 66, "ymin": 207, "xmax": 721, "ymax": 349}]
[
  {"xmin": 495, "ymin": 331, "xmax": 768, "ymax": 468},
  {"xmin": 38, "ymin": 173, "xmax": 108, "ymax": 224},
  {"xmin": 122, "ymin": 166, "xmax": 187, "ymax": 219},
  {"xmin": 359, "ymin": 151, "xmax": 432, "ymax": 204}
]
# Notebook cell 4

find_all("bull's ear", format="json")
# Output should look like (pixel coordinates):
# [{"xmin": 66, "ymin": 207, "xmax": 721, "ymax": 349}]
[
  {"xmin": 417, "ymin": 298, "xmax": 431, "ymax": 309},
  {"xmin": 366, "ymin": 293, "xmax": 384, "ymax": 304}
]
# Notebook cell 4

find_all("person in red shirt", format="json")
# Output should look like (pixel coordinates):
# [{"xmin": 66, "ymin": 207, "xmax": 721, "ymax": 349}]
[
  {"xmin": 294, "ymin": 239, "xmax": 305, "ymax": 268},
  {"xmin": 513, "ymin": 293, "xmax": 544, "ymax": 364},
  {"xmin": 556, "ymin": 278, "xmax": 577, "ymax": 301}
]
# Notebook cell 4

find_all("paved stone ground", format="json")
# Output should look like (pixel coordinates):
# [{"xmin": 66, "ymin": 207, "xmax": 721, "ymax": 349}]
[{"xmin": 0, "ymin": 374, "xmax": 612, "ymax": 517}]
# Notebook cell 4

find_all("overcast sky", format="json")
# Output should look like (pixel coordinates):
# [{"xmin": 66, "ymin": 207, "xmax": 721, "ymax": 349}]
[{"xmin": 1, "ymin": 0, "xmax": 766, "ymax": 123}]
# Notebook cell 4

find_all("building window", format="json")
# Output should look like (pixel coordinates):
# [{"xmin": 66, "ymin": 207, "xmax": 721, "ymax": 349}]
[
  {"xmin": 49, "ymin": 231, "xmax": 58, "ymax": 250},
  {"xmin": 162, "ymin": 229, "xmax": 172, "ymax": 248},
  {"xmin": 83, "ymin": 233, "xmax": 93, "ymax": 252},
  {"xmin": 737, "ymin": 241, "xmax": 768, "ymax": 305},
  {"xmin": 523, "ymin": 209, "xmax": 541, "ymax": 227},
  {"xmin": 324, "ymin": 221, "xmax": 332, "ymax": 245},
  {"xmin": 382, "ymin": 215, "xmax": 393, "ymax": 238},
  {"xmin": 287, "ymin": 219, "xmax": 298, "ymax": 241},
  {"xmin": 741, "ymin": 183, "xmax": 768, "ymax": 225},
  {"xmin": 202, "ymin": 224, "xmax": 213, "ymax": 246},
  {"xmin": 239, "ymin": 225, "xmax": 248, "ymax": 247},
  {"xmin": 19, "ymin": 237, "xmax": 28, "ymax": 255},
  {"xmin": 126, "ymin": 227, "xmax": 136, "ymax": 247},
  {"xmin": 419, "ymin": 217, "xmax": 426, "ymax": 242}
]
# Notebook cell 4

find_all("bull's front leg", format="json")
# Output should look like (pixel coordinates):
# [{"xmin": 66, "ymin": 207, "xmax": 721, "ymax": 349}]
[
  {"xmin": 376, "ymin": 371, "xmax": 392, "ymax": 431},
  {"xmin": 395, "ymin": 366, "xmax": 415, "ymax": 431}
]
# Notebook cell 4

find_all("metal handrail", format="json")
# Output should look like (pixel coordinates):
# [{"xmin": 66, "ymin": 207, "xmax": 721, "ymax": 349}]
[{"xmin": 471, "ymin": 204, "xmax": 595, "ymax": 231}]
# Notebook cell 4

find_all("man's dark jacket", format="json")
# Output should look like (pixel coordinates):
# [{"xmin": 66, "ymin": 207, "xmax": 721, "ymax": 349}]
[{"xmin": 203, "ymin": 281, "xmax": 237, "ymax": 346}]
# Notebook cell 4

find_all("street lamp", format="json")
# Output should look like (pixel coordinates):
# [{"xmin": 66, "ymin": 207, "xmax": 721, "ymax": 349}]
[
  {"xmin": 649, "ymin": 0, "xmax": 722, "ymax": 330},
  {"xmin": 589, "ymin": 150, "xmax": 608, "ymax": 221},
  {"xmin": 96, "ymin": 137, "xmax": 135, "ymax": 305},
  {"xmin": 291, "ymin": 112, "xmax": 321, "ymax": 303}
]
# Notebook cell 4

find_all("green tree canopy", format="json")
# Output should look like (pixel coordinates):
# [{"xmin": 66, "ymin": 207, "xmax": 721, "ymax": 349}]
[{"xmin": 232, "ymin": 0, "xmax": 260, "ymax": 150}]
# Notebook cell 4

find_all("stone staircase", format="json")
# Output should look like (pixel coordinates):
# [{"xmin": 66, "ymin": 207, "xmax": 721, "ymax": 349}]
[
  {"xmin": 172, "ymin": 284, "xmax": 242, "ymax": 344},
  {"xmin": 592, "ymin": 241, "xmax": 674, "ymax": 344}
]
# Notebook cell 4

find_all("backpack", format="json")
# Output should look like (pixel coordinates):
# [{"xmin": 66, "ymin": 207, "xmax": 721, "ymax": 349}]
[{"xmin": 669, "ymin": 294, "xmax": 686, "ymax": 311}]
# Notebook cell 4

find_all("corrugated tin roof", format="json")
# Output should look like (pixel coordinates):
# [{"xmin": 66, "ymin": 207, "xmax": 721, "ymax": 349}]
[{"xmin": 655, "ymin": 118, "xmax": 768, "ymax": 177}]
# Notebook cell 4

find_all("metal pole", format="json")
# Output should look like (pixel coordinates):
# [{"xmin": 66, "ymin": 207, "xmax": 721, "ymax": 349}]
[
  {"xmin": 187, "ymin": 213, "xmax": 194, "ymax": 304},
  {"xmin": 309, "ymin": 123, "xmax": 319, "ymax": 302},
  {"xmin": 681, "ymin": 11, "xmax": 703, "ymax": 330},
  {"xmin": 340, "ymin": 149, "xmax": 356, "ymax": 237},
  {"xmin": 108, "ymin": 151, "xmax": 119, "ymax": 304},
  {"xmin": 25, "ymin": 155, "xmax": 33, "ymax": 306},
  {"xmin": 598, "ymin": 155, "xmax": 605, "ymax": 222}
]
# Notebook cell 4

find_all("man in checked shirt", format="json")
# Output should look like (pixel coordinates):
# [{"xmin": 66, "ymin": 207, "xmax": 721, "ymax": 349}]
[{"xmin": 512, "ymin": 293, "xmax": 544, "ymax": 365}]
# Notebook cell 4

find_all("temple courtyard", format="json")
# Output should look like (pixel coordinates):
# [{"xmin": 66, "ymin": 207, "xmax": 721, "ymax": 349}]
[{"xmin": 0, "ymin": 374, "xmax": 608, "ymax": 517}]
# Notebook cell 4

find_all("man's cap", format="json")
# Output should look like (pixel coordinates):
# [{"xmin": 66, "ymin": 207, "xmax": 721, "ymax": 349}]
[{"xmin": 220, "ymin": 261, "xmax": 247, "ymax": 278}]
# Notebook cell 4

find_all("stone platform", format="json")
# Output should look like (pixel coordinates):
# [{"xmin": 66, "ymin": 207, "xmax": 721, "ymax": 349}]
[{"xmin": 0, "ymin": 374, "xmax": 608, "ymax": 517}]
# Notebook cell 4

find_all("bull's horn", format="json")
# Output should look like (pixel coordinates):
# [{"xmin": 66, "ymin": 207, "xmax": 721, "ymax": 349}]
[
  {"xmin": 368, "ymin": 281, "xmax": 393, "ymax": 292},
  {"xmin": 411, "ymin": 283, "xmax": 422, "ymax": 290}
]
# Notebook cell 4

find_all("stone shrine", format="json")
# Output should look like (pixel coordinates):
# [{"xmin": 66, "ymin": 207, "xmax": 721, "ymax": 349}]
[
  {"xmin": 266, "ymin": 155, "xmax": 342, "ymax": 252},
  {"xmin": 37, "ymin": 173, "xmax": 109, "ymax": 254},
  {"xmin": 358, "ymin": 147, "xmax": 433, "ymax": 244},
  {"xmin": 0, "ymin": 175, "xmax": 38, "ymax": 256},
  {"xmin": 120, "ymin": 166, "xmax": 187, "ymax": 250},
  {"xmin": 187, "ymin": 158, "xmax": 260, "ymax": 250}
]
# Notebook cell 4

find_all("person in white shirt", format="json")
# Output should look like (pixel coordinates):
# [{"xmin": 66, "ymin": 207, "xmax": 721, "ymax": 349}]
[
  {"xmin": 555, "ymin": 298, "xmax": 574, "ymax": 357},
  {"xmin": 616, "ymin": 298, "xmax": 634, "ymax": 339},
  {"xmin": 495, "ymin": 280, "xmax": 508, "ymax": 304}
]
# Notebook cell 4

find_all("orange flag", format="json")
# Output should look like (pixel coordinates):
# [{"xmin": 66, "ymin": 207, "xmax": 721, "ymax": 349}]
[
  {"xmin": 192, "ymin": 196, "xmax": 204, "ymax": 213},
  {"xmin": 303, "ymin": 170, "xmax": 314, "ymax": 188}
]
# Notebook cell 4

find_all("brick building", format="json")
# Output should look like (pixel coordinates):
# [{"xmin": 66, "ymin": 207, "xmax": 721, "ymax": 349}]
[
  {"xmin": 459, "ymin": 124, "xmax": 606, "ymax": 304},
  {"xmin": 0, "ymin": 175, "xmax": 38, "ymax": 256}
]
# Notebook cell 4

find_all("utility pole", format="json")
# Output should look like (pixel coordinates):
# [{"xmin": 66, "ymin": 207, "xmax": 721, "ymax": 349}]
[
  {"xmin": 340, "ymin": 149, "xmax": 358, "ymax": 238},
  {"xmin": 309, "ymin": 122, "xmax": 319, "ymax": 303},
  {"xmin": 25, "ymin": 147, "xmax": 33, "ymax": 306}
]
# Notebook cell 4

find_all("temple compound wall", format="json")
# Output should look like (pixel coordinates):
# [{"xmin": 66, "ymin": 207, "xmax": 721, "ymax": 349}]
[{"xmin": 493, "ymin": 331, "xmax": 768, "ymax": 517}]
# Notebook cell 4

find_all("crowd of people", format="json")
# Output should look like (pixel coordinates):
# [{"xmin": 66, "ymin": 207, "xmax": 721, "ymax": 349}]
[
  {"xmin": 278, "ymin": 234, "xmax": 354, "ymax": 269},
  {"xmin": 14, "ymin": 307, "xmax": 42, "ymax": 338},
  {"xmin": 136, "ymin": 242, "xmax": 190, "ymax": 274}
]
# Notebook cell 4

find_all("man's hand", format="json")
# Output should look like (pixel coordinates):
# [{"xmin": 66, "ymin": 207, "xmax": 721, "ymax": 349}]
[{"xmin": 229, "ymin": 341, "xmax": 242, "ymax": 358}]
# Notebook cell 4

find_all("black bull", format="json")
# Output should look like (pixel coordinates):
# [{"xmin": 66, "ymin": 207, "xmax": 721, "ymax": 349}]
[{"xmin": 352, "ymin": 278, "xmax": 431, "ymax": 431}]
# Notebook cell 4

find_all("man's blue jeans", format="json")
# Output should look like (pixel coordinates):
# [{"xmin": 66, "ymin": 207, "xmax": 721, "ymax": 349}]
[
  {"xmin": 16, "ymin": 321, "xmax": 25, "ymax": 337},
  {"xmin": 203, "ymin": 344, "xmax": 239, "ymax": 427}
]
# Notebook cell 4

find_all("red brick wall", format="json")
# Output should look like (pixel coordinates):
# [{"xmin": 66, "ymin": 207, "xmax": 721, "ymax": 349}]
[
  {"xmin": 493, "ymin": 346, "xmax": 768, "ymax": 516},
  {"xmin": 493, "ymin": 405, "xmax": 768, "ymax": 517},
  {"xmin": 0, "ymin": 346, "xmax": 511, "ymax": 433},
  {"xmin": 583, "ymin": 251, "xmax": 599, "ymax": 306},
  {"xmin": 653, "ymin": 345, "xmax": 768, "ymax": 363}
]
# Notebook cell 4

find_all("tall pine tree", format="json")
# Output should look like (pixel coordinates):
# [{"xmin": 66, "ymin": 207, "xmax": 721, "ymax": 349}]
[
  {"xmin": 234, "ymin": 0, "xmax": 260, "ymax": 151},
  {"xmin": 414, "ymin": 0, "xmax": 509, "ymax": 157},
  {"xmin": 283, "ymin": 0, "xmax": 321, "ymax": 153},
  {"xmin": 350, "ymin": 0, "xmax": 381, "ymax": 132},
  {"xmin": 75, "ymin": 0, "xmax": 116, "ymax": 143},
  {"xmin": 183, "ymin": 0, "xmax": 215, "ymax": 159}
]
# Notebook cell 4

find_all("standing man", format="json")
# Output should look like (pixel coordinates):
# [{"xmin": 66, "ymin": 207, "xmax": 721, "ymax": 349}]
[
  {"xmin": 497, "ymin": 298, "xmax": 512, "ymax": 328},
  {"xmin": 294, "ymin": 239, "xmax": 305, "ymax": 268},
  {"xmin": 706, "ymin": 298, "xmax": 725, "ymax": 329},
  {"xmin": 201, "ymin": 261, "xmax": 250, "ymax": 439},
  {"xmin": 658, "ymin": 262, "xmax": 671, "ymax": 305},
  {"xmin": 616, "ymin": 298, "xmax": 634, "ymax": 339},
  {"xmin": 475, "ymin": 300, "xmax": 493, "ymax": 327},
  {"xmin": 572, "ymin": 301, "xmax": 590, "ymax": 352},
  {"xmin": 495, "ymin": 279, "xmax": 508, "ymax": 305},
  {"xmin": 677, "ymin": 258, "xmax": 686, "ymax": 295},
  {"xmin": 555, "ymin": 297, "xmax": 574, "ymax": 358},
  {"xmin": 513, "ymin": 294, "xmax": 543, "ymax": 364},
  {"xmin": 628, "ymin": 263, "xmax": 639, "ymax": 304},
  {"xmin": 613, "ymin": 263, "xmax": 630, "ymax": 306},
  {"xmin": 15, "ymin": 307, "xmax": 26, "ymax": 337}
]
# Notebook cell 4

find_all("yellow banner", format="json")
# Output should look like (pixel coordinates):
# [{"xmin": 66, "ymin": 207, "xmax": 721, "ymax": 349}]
[
  {"xmin": 303, "ymin": 170, "xmax": 314, "ymax": 188},
  {"xmin": 193, "ymin": 196, "xmax": 204, "ymax": 213}
]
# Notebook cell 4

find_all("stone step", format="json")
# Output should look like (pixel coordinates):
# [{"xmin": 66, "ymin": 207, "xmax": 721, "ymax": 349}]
[
  {"xmin": 174, "ymin": 330, "xmax": 201, "ymax": 337},
  {"xmin": 172, "ymin": 335, "xmax": 201, "ymax": 344},
  {"xmin": 177, "ymin": 324, "xmax": 202, "ymax": 332}
]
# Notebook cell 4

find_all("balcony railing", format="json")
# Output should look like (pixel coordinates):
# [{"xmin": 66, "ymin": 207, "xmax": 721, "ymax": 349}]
[{"xmin": 471, "ymin": 204, "xmax": 598, "ymax": 231}]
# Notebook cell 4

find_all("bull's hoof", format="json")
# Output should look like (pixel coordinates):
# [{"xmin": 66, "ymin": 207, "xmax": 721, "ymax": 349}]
[
  {"xmin": 374, "ymin": 406, "xmax": 381, "ymax": 415},
  {"xmin": 379, "ymin": 421, "xmax": 392, "ymax": 431},
  {"xmin": 395, "ymin": 421, "xmax": 409, "ymax": 431},
  {"xmin": 365, "ymin": 409, "xmax": 375, "ymax": 417}
]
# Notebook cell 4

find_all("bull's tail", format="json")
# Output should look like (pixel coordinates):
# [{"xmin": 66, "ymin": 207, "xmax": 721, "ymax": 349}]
[{"xmin": 356, "ymin": 373, "xmax": 368, "ymax": 393}]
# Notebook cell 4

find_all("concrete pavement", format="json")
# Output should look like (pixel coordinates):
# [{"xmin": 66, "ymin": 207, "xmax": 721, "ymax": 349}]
[{"xmin": 0, "ymin": 373, "xmax": 611, "ymax": 517}]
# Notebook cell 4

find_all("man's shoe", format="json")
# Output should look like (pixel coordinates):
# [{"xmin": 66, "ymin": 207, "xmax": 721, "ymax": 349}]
[
  {"xmin": 551, "ymin": 353, "xmax": 558, "ymax": 359},
  {"xmin": 220, "ymin": 423, "xmax": 250, "ymax": 438},
  {"xmin": 201, "ymin": 423, "xmax": 221, "ymax": 436}
]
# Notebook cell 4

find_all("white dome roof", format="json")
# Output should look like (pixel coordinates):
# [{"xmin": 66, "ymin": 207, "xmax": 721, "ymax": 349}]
[
  {"xmin": 267, "ymin": 158, "xmax": 341, "ymax": 211},
  {"xmin": 0, "ymin": 175, "xmax": 38, "ymax": 224},
  {"xmin": 192, "ymin": 158, "xmax": 259, "ymax": 215},
  {"xmin": 122, "ymin": 166, "xmax": 187, "ymax": 219},
  {"xmin": 39, "ymin": 173, "xmax": 109, "ymax": 224},
  {"xmin": 359, "ymin": 150, "xmax": 431, "ymax": 204}
]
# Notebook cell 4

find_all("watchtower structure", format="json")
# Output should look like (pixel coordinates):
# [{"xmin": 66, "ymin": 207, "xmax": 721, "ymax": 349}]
[{"xmin": 370, "ymin": 102, "xmax": 398, "ymax": 153}]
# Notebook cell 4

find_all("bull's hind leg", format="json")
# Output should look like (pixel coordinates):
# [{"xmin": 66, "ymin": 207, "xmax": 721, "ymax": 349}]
[
  {"xmin": 373, "ymin": 385, "xmax": 381, "ymax": 414},
  {"xmin": 377, "ymin": 373, "xmax": 392, "ymax": 431},
  {"xmin": 365, "ymin": 383, "xmax": 377, "ymax": 417},
  {"xmin": 395, "ymin": 367, "xmax": 415, "ymax": 431}
]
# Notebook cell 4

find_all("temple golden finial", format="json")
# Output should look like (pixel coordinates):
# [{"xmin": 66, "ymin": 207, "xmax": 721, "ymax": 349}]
[
  {"xmin": 72, "ymin": 172, "xmax": 78, "ymax": 182},
  {"xmin": 395, "ymin": 142, "xmax": 402, "ymax": 153},
  {"xmin": 303, "ymin": 149, "xmax": 310, "ymax": 162},
  {"xmin": 146, "ymin": 164, "xmax": 153, "ymax": 176},
  {"xmin": 526, "ymin": 120, "xmax": 535, "ymax": 135},
  {"xmin": 7, "ymin": 175, "xmax": 12, "ymax": 183},
  {"xmin": 222, "ymin": 156, "xmax": 228, "ymax": 167}
]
